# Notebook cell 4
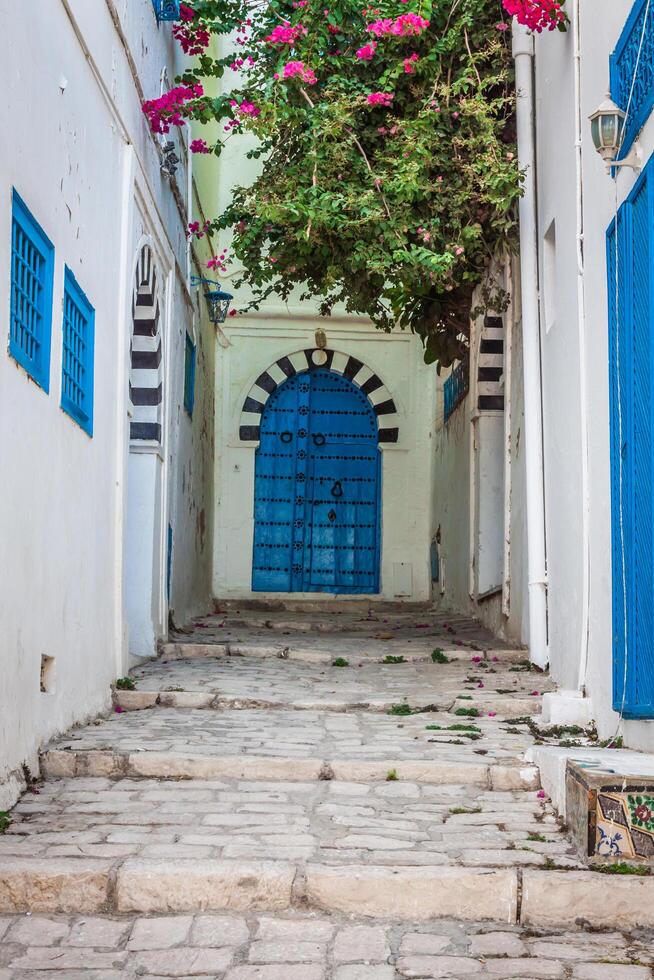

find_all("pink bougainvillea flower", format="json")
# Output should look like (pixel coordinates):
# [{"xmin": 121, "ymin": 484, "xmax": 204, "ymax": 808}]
[
  {"xmin": 502, "ymin": 0, "xmax": 566, "ymax": 32},
  {"xmin": 403, "ymin": 52, "xmax": 419, "ymax": 73},
  {"xmin": 114, "ymin": 705, "xmax": 124, "ymax": 714},
  {"xmin": 492, "ymin": 656, "xmax": 499, "ymax": 662},
  {"xmin": 530, "ymin": 690, "xmax": 541, "ymax": 696},
  {"xmin": 142, "ymin": 84, "xmax": 203, "ymax": 134},
  {"xmin": 477, "ymin": 681, "xmax": 485, "ymax": 688},
  {"xmin": 265, "ymin": 22, "xmax": 307, "ymax": 44},
  {"xmin": 537, "ymin": 789, "xmax": 547, "ymax": 799},
  {"xmin": 455, "ymin": 246, "xmax": 464, "ymax": 255},
  {"xmin": 281, "ymin": 60, "xmax": 318, "ymax": 85},
  {"xmin": 179, "ymin": 3, "xmax": 196, "ymax": 22},
  {"xmin": 228, "ymin": 308, "xmax": 238, "ymax": 317},
  {"xmin": 356, "ymin": 42, "xmax": 377, "ymax": 60},
  {"xmin": 471, "ymin": 655, "xmax": 482, "ymax": 663},
  {"xmin": 367, "ymin": 12, "xmax": 429, "ymax": 37},
  {"xmin": 496, "ymin": 21, "xmax": 510, "ymax": 31},
  {"xmin": 367, "ymin": 91, "xmax": 394, "ymax": 107},
  {"xmin": 190, "ymin": 138, "xmax": 210, "ymax": 154}
]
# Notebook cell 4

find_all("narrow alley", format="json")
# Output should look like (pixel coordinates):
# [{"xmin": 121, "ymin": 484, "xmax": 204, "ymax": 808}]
[{"xmin": 1, "ymin": 609, "xmax": 653, "ymax": 977}]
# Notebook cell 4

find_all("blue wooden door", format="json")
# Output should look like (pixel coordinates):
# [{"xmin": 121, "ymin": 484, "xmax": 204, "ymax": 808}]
[
  {"xmin": 608, "ymin": 155, "xmax": 654, "ymax": 717},
  {"xmin": 252, "ymin": 369, "xmax": 381, "ymax": 593}
]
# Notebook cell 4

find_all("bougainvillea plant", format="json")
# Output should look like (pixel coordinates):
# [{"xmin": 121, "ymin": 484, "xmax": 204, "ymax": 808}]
[{"xmin": 143, "ymin": 0, "xmax": 565, "ymax": 365}]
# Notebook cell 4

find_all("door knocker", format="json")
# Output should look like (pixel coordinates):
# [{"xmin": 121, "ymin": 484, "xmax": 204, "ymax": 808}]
[
  {"xmin": 280, "ymin": 431, "xmax": 293, "ymax": 444},
  {"xmin": 331, "ymin": 480, "xmax": 344, "ymax": 499},
  {"xmin": 312, "ymin": 433, "xmax": 326, "ymax": 447}
]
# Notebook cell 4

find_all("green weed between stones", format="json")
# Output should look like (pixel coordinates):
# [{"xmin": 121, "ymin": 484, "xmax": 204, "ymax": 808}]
[
  {"xmin": 449, "ymin": 806, "xmax": 482, "ymax": 815},
  {"xmin": 382, "ymin": 655, "xmax": 406, "ymax": 664},
  {"xmin": 388, "ymin": 704, "xmax": 415, "ymax": 716},
  {"xmin": 386, "ymin": 769, "xmax": 398, "ymax": 781},
  {"xmin": 431, "ymin": 649, "xmax": 450, "ymax": 664},
  {"xmin": 115, "ymin": 676, "xmax": 136, "ymax": 690},
  {"xmin": 596, "ymin": 863, "xmax": 650, "ymax": 876},
  {"xmin": 454, "ymin": 707, "xmax": 481, "ymax": 718},
  {"xmin": 332, "ymin": 658, "xmax": 349, "ymax": 667},
  {"xmin": 0, "ymin": 812, "xmax": 12, "ymax": 833}
]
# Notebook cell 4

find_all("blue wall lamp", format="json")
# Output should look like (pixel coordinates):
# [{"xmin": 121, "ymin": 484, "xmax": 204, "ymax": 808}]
[{"xmin": 191, "ymin": 276, "xmax": 234, "ymax": 323}]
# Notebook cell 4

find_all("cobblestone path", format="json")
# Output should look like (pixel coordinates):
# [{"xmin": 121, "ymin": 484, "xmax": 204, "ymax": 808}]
[{"xmin": 1, "ymin": 608, "xmax": 653, "ymax": 977}]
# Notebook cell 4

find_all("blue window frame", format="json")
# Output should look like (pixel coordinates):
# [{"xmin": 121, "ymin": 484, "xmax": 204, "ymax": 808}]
[
  {"xmin": 61, "ymin": 267, "xmax": 95, "ymax": 436},
  {"xmin": 610, "ymin": 0, "xmax": 654, "ymax": 160},
  {"xmin": 9, "ymin": 190, "xmax": 55, "ymax": 392},
  {"xmin": 152, "ymin": 0, "xmax": 180, "ymax": 22},
  {"xmin": 184, "ymin": 333, "xmax": 196, "ymax": 416}
]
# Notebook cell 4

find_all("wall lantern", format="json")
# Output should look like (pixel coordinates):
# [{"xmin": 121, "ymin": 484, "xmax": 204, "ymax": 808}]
[
  {"xmin": 191, "ymin": 276, "xmax": 233, "ymax": 324},
  {"xmin": 589, "ymin": 94, "xmax": 642, "ymax": 174}
]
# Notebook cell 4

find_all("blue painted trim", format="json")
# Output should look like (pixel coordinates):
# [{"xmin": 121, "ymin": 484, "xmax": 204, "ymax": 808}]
[
  {"xmin": 9, "ymin": 189, "xmax": 54, "ymax": 393},
  {"xmin": 610, "ymin": 0, "xmax": 654, "ymax": 159},
  {"xmin": 60, "ymin": 266, "xmax": 95, "ymax": 436},
  {"xmin": 184, "ymin": 333, "xmax": 196, "ymax": 417}
]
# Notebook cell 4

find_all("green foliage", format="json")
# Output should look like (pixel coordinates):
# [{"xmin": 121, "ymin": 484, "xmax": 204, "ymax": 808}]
[
  {"xmin": 181, "ymin": 0, "xmax": 522, "ymax": 364},
  {"xmin": 449, "ymin": 805, "xmax": 481, "ymax": 814},
  {"xmin": 431, "ymin": 649, "xmax": 449, "ymax": 663},
  {"xmin": 454, "ymin": 706, "xmax": 480, "ymax": 717},
  {"xmin": 0, "ymin": 812, "xmax": 11, "ymax": 833},
  {"xmin": 527, "ymin": 832, "xmax": 547, "ymax": 842},
  {"xmin": 382, "ymin": 655, "xmax": 406, "ymax": 664},
  {"xmin": 115, "ymin": 677, "xmax": 136, "ymax": 691},
  {"xmin": 596, "ymin": 863, "xmax": 650, "ymax": 876},
  {"xmin": 386, "ymin": 768, "xmax": 398, "ymax": 781},
  {"xmin": 332, "ymin": 657, "xmax": 349, "ymax": 667},
  {"xmin": 388, "ymin": 703, "xmax": 414, "ymax": 715}
]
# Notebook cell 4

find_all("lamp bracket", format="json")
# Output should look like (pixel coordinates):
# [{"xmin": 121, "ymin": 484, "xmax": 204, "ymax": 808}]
[{"xmin": 608, "ymin": 141, "xmax": 643, "ymax": 175}]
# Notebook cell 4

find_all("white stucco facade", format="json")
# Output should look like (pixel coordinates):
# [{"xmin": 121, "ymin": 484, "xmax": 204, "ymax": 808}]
[
  {"xmin": 0, "ymin": 0, "xmax": 217, "ymax": 807},
  {"xmin": 527, "ymin": 0, "xmax": 654, "ymax": 747},
  {"xmin": 213, "ymin": 315, "xmax": 436, "ymax": 604}
]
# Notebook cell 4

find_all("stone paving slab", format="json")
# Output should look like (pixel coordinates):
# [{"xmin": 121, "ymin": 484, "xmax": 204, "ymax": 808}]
[
  {"xmin": 0, "ymin": 911, "xmax": 652, "ymax": 977},
  {"xmin": 116, "ymin": 657, "xmax": 551, "ymax": 717},
  {"xmin": 1, "ymin": 779, "xmax": 568, "ymax": 869},
  {"xmin": 42, "ymin": 708, "xmax": 540, "ymax": 767}
]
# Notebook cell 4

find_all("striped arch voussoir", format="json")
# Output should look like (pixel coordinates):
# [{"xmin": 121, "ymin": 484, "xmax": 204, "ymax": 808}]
[
  {"xmin": 477, "ymin": 316, "xmax": 505, "ymax": 413},
  {"xmin": 130, "ymin": 244, "xmax": 163, "ymax": 444},
  {"xmin": 239, "ymin": 348, "xmax": 399, "ymax": 444}
]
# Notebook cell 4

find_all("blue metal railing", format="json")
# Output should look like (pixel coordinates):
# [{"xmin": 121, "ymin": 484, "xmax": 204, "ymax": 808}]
[
  {"xmin": 152, "ymin": 0, "xmax": 181, "ymax": 22},
  {"xmin": 610, "ymin": 0, "xmax": 654, "ymax": 159},
  {"xmin": 443, "ymin": 360, "xmax": 469, "ymax": 423}
]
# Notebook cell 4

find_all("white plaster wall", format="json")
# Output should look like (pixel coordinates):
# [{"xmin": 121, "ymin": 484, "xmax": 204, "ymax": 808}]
[
  {"xmin": 533, "ymin": 0, "xmax": 654, "ymax": 747},
  {"xmin": 0, "ymin": 0, "xmax": 215, "ymax": 807},
  {"xmin": 213, "ymin": 320, "xmax": 435, "ymax": 603}
]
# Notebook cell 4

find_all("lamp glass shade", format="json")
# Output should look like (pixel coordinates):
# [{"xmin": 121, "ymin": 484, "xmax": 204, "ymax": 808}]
[
  {"xmin": 205, "ymin": 288, "xmax": 233, "ymax": 324},
  {"xmin": 590, "ymin": 98, "xmax": 625, "ymax": 153}
]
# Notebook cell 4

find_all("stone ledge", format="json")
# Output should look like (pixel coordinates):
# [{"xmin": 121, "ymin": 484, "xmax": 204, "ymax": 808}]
[
  {"xmin": 521, "ymin": 870, "xmax": 654, "ymax": 929},
  {"xmin": 305, "ymin": 865, "xmax": 518, "ymax": 921},
  {"xmin": 0, "ymin": 857, "xmax": 112, "ymax": 913},
  {"xmin": 116, "ymin": 858, "xmax": 296, "ymax": 913}
]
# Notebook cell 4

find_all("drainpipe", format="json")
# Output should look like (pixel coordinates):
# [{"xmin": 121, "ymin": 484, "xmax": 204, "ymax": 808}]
[
  {"xmin": 572, "ymin": 0, "xmax": 591, "ymax": 694},
  {"xmin": 513, "ymin": 23, "xmax": 549, "ymax": 669}
]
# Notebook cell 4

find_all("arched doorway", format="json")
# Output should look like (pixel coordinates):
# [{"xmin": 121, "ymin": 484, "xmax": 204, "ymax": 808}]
[
  {"xmin": 252, "ymin": 368, "xmax": 381, "ymax": 593},
  {"xmin": 123, "ymin": 243, "xmax": 167, "ymax": 659}
]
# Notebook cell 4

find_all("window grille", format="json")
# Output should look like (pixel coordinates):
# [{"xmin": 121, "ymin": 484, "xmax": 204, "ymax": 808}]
[
  {"xmin": 9, "ymin": 190, "xmax": 55, "ymax": 391},
  {"xmin": 152, "ymin": 0, "xmax": 180, "ymax": 22},
  {"xmin": 443, "ymin": 360, "xmax": 469, "ymax": 423},
  {"xmin": 61, "ymin": 268, "xmax": 95, "ymax": 436},
  {"xmin": 610, "ymin": 0, "xmax": 654, "ymax": 159},
  {"xmin": 184, "ymin": 333, "xmax": 196, "ymax": 416}
]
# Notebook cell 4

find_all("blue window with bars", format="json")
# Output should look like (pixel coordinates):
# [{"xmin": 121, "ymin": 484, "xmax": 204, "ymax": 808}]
[
  {"xmin": 152, "ymin": 0, "xmax": 180, "ymax": 22},
  {"xmin": 610, "ymin": 0, "xmax": 654, "ymax": 160},
  {"xmin": 443, "ymin": 360, "xmax": 469, "ymax": 423},
  {"xmin": 9, "ymin": 190, "xmax": 55, "ymax": 392},
  {"xmin": 61, "ymin": 267, "xmax": 95, "ymax": 436},
  {"xmin": 184, "ymin": 333, "xmax": 196, "ymax": 416}
]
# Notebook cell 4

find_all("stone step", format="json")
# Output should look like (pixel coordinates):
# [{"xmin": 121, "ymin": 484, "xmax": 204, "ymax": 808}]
[
  {"xmin": 40, "ymin": 748, "xmax": 539, "ymax": 789},
  {"xmin": 2, "ymin": 856, "xmax": 654, "ymax": 928},
  {"xmin": 159, "ymin": 641, "xmax": 528, "ymax": 664}
]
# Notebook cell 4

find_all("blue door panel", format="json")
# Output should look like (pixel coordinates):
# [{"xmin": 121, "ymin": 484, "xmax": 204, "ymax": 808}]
[
  {"xmin": 608, "ymin": 155, "xmax": 654, "ymax": 718},
  {"xmin": 252, "ymin": 369, "xmax": 381, "ymax": 594}
]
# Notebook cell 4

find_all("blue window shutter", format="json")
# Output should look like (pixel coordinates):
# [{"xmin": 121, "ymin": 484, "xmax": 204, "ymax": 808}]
[
  {"xmin": 608, "ymin": 156, "xmax": 654, "ymax": 718},
  {"xmin": 60, "ymin": 267, "xmax": 95, "ymax": 436},
  {"xmin": 9, "ymin": 190, "xmax": 55, "ymax": 392},
  {"xmin": 184, "ymin": 333, "xmax": 196, "ymax": 416}
]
